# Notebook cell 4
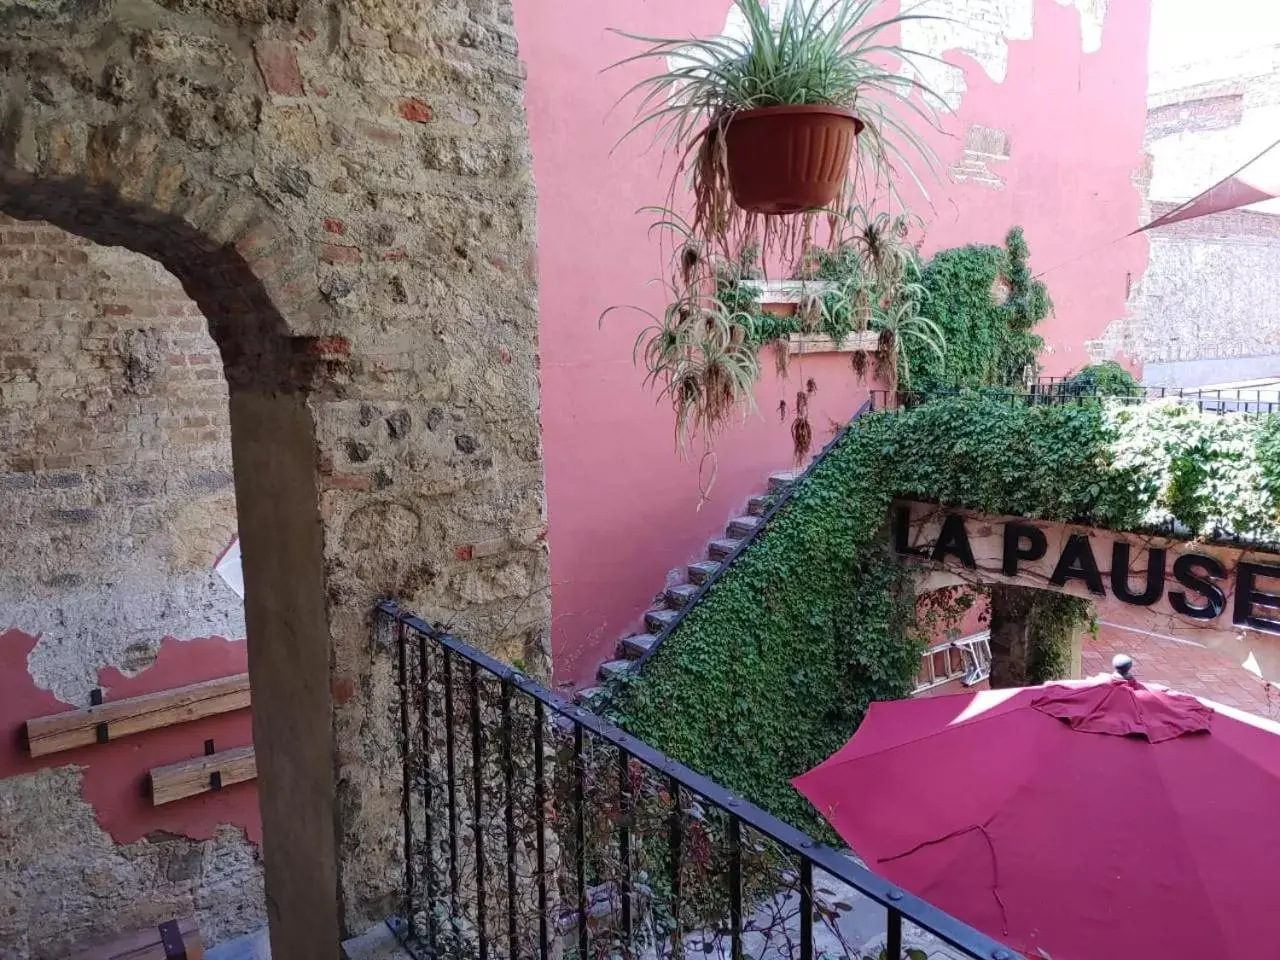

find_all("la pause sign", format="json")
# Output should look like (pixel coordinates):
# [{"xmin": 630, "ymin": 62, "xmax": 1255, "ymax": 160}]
[{"xmin": 891, "ymin": 500, "xmax": 1280, "ymax": 635}]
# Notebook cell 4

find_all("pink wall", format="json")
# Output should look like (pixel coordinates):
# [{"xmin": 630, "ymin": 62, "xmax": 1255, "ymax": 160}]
[
  {"xmin": 1, "ymin": 632, "xmax": 259, "ymax": 845},
  {"xmin": 514, "ymin": 0, "xmax": 1152, "ymax": 688}
]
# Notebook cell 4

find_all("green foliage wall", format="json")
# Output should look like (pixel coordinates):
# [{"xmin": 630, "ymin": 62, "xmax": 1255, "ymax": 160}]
[
  {"xmin": 719, "ymin": 227, "xmax": 1052, "ymax": 393},
  {"xmin": 907, "ymin": 227, "xmax": 1050, "ymax": 393},
  {"xmin": 617, "ymin": 396, "xmax": 1280, "ymax": 831}
]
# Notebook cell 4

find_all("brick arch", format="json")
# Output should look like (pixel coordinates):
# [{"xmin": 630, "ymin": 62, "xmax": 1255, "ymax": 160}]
[{"xmin": 0, "ymin": 153, "xmax": 327, "ymax": 389}]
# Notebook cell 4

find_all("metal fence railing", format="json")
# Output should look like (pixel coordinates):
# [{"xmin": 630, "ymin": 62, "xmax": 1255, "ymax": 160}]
[
  {"xmin": 380, "ymin": 600, "xmax": 1020, "ymax": 960},
  {"xmin": 870, "ymin": 383, "xmax": 1280, "ymax": 415}
]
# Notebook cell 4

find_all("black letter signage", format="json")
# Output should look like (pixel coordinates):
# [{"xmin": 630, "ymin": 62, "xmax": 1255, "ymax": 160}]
[
  {"xmin": 1169, "ymin": 554, "xmax": 1227, "ymax": 620},
  {"xmin": 1049, "ymin": 534, "xmax": 1105, "ymax": 596},
  {"xmin": 893, "ymin": 504, "xmax": 931, "ymax": 558},
  {"xmin": 1003, "ymin": 522, "xmax": 1047, "ymax": 577},
  {"xmin": 931, "ymin": 513, "xmax": 976, "ymax": 569},
  {"xmin": 1110, "ymin": 542, "xmax": 1165, "ymax": 606},
  {"xmin": 1233, "ymin": 562, "xmax": 1280, "ymax": 632}
]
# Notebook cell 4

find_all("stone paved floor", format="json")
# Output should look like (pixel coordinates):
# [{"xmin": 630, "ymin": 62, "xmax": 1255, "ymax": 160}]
[{"xmin": 1083, "ymin": 623, "xmax": 1280, "ymax": 718}]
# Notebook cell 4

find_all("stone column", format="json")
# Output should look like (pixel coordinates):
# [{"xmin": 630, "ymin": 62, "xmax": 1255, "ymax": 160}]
[
  {"xmin": 0, "ymin": 0, "xmax": 550, "ymax": 954},
  {"xmin": 988, "ymin": 585, "xmax": 1036, "ymax": 688}
]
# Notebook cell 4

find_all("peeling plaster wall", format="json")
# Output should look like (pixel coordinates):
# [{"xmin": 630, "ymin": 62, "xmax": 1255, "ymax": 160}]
[
  {"xmin": 0, "ymin": 768, "xmax": 262, "ymax": 959},
  {"xmin": 0, "ymin": 216, "xmax": 246, "ymax": 698},
  {"xmin": 1090, "ymin": 44, "xmax": 1280, "ymax": 375},
  {"xmin": 902, "ymin": 0, "xmax": 1111, "ymax": 111},
  {"xmin": 0, "ymin": 219, "xmax": 262, "ymax": 954}
]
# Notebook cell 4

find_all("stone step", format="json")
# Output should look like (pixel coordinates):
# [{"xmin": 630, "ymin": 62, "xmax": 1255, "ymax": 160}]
[
  {"xmin": 645, "ymin": 607, "xmax": 679, "ymax": 633},
  {"xmin": 707, "ymin": 537, "xmax": 742, "ymax": 561},
  {"xmin": 727, "ymin": 515, "xmax": 762, "ymax": 539},
  {"xmin": 768, "ymin": 470, "xmax": 800, "ymax": 494},
  {"xmin": 687, "ymin": 560, "xmax": 721, "ymax": 585},
  {"xmin": 598, "ymin": 660, "xmax": 632, "ymax": 682},
  {"xmin": 665, "ymin": 583, "xmax": 699, "ymax": 608},
  {"xmin": 575, "ymin": 686, "xmax": 604, "ymax": 706},
  {"xmin": 621, "ymin": 633, "xmax": 657, "ymax": 659},
  {"xmin": 747, "ymin": 494, "xmax": 772, "ymax": 517}
]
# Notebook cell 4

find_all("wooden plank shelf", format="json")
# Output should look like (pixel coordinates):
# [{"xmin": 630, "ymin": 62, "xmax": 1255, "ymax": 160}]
[
  {"xmin": 149, "ymin": 745, "xmax": 257, "ymax": 806},
  {"xmin": 67, "ymin": 916, "xmax": 204, "ymax": 959},
  {"xmin": 23, "ymin": 673, "xmax": 250, "ymax": 758}
]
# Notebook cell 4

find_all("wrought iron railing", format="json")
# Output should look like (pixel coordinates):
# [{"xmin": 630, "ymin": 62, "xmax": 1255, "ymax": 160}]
[
  {"xmin": 871, "ymin": 384, "xmax": 1280, "ymax": 415},
  {"xmin": 380, "ymin": 601, "xmax": 1020, "ymax": 960}
]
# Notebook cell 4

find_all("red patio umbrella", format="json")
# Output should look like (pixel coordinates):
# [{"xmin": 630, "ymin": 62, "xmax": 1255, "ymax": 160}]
[{"xmin": 793, "ymin": 672, "xmax": 1280, "ymax": 960}]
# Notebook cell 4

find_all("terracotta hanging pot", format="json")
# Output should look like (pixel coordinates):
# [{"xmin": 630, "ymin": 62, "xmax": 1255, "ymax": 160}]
[{"xmin": 723, "ymin": 105, "xmax": 863, "ymax": 215}]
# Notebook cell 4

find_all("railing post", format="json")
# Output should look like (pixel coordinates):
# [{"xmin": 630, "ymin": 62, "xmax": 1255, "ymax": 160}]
[
  {"xmin": 444, "ymin": 648, "xmax": 460, "ymax": 919},
  {"xmin": 728, "ymin": 813, "xmax": 743, "ymax": 960},
  {"xmin": 574, "ymin": 722, "xmax": 588, "ymax": 960},
  {"xmin": 419, "ymin": 628, "xmax": 438, "ymax": 951},
  {"xmin": 534, "ymin": 699, "xmax": 549, "ymax": 960},
  {"xmin": 501, "ymin": 680, "xmax": 518, "ymax": 960},
  {"xmin": 887, "ymin": 901, "xmax": 903, "ymax": 960},
  {"xmin": 669, "ymin": 777, "xmax": 684, "ymax": 960},
  {"xmin": 397, "ymin": 618, "xmax": 415, "ymax": 931},
  {"xmin": 470, "ymin": 661, "xmax": 488, "ymax": 960},
  {"xmin": 799, "ymin": 857, "xmax": 813, "ymax": 960},
  {"xmin": 618, "ymin": 746, "xmax": 634, "ymax": 950}
]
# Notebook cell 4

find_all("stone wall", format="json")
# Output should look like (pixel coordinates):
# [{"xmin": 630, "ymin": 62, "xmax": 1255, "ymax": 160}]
[
  {"xmin": 0, "ymin": 214, "xmax": 244, "ymax": 698},
  {"xmin": 0, "ymin": 0, "xmax": 549, "ymax": 953}
]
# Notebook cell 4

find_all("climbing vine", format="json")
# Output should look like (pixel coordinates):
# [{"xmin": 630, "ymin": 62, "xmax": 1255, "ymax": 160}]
[
  {"xmin": 614, "ymin": 394, "xmax": 1280, "ymax": 832},
  {"xmin": 718, "ymin": 225, "xmax": 1053, "ymax": 398}
]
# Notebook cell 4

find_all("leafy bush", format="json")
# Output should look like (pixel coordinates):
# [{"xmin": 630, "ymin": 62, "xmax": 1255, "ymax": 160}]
[
  {"xmin": 616, "ymin": 395, "xmax": 1280, "ymax": 831},
  {"xmin": 1061, "ymin": 361, "xmax": 1142, "ymax": 397}
]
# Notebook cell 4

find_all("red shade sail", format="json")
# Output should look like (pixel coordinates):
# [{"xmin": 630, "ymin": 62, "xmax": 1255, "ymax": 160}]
[
  {"xmin": 1138, "ymin": 138, "xmax": 1280, "ymax": 232},
  {"xmin": 793, "ymin": 677, "xmax": 1280, "ymax": 960}
]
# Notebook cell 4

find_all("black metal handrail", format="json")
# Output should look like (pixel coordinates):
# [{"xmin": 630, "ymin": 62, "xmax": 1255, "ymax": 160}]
[
  {"xmin": 872, "ymin": 384, "xmax": 1280, "ymax": 415},
  {"xmin": 381, "ymin": 600, "xmax": 1020, "ymax": 960}
]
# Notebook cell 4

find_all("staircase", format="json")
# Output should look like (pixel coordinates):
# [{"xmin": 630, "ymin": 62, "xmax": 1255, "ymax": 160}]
[{"xmin": 580, "ymin": 469, "xmax": 800, "ymax": 700}]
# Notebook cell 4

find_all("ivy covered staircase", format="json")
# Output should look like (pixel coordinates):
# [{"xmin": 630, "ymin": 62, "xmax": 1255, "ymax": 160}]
[{"xmin": 578, "ymin": 469, "xmax": 800, "ymax": 699}]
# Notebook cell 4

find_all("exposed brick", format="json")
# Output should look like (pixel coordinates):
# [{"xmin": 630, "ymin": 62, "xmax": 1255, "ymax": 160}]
[
  {"xmin": 398, "ymin": 98, "xmax": 433, "ymax": 124},
  {"xmin": 331, "ymin": 676, "xmax": 357, "ymax": 704},
  {"xmin": 323, "ymin": 218, "xmax": 346, "ymax": 236},
  {"xmin": 355, "ymin": 120, "xmax": 403, "ymax": 143},
  {"xmin": 254, "ymin": 40, "xmax": 305, "ymax": 96},
  {"xmin": 320, "ymin": 243, "xmax": 362, "ymax": 264},
  {"xmin": 324, "ymin": 473, "xmax": 372, "ymax": 491}
]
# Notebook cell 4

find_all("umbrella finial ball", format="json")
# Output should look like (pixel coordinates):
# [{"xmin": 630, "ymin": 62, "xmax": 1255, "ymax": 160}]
[{"xmin": 1112, "ymin": 653, "xmax": 1134, "ymax": 679}]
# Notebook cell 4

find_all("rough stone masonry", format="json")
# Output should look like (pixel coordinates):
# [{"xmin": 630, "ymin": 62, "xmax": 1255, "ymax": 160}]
[{"xmin": 0, "ymin": 0, "xmax": 550, "ymax": 954}]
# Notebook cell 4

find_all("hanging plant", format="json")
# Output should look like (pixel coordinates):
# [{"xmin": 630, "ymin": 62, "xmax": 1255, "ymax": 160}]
[
  {"xmin": 601, "ymin": 213, "xmax": 764, "ymax": 456},
  {"xmin": 609, "ymin": 0, "xmax": 945, "ymax": 257}
]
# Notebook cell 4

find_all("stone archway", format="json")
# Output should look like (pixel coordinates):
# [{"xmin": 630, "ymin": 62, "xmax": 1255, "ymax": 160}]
[{"xmin": 0, "ymin": 0, "xmax": 550, "ymax": 954}]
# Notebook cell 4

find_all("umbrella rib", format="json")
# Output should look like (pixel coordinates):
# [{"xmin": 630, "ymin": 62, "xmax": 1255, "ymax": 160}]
[{"xmin": 878, "ymin": 815, "xmax": 1010, "ymax": 937}]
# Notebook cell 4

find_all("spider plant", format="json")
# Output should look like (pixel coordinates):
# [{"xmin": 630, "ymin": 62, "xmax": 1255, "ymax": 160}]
[
  {"xmin": 873, "ymin": 280, "xmax": 945, "ymax": 401},
  {"xmin": 833, "ymin": 205, "xmax": 923, "ymax": 294},
  {"xmin": 609, "ymin": 0, "xmax": 946, "ymax": 251},
  {"xmin": 603, "ymin": 274, "xmax": 762, "ymax": 456}
]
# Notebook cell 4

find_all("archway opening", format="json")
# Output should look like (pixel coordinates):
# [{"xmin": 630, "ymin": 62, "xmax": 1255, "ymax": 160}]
[{"xmin": 0, "ymin": 177, "xmax": 339, "ymax": 958}]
